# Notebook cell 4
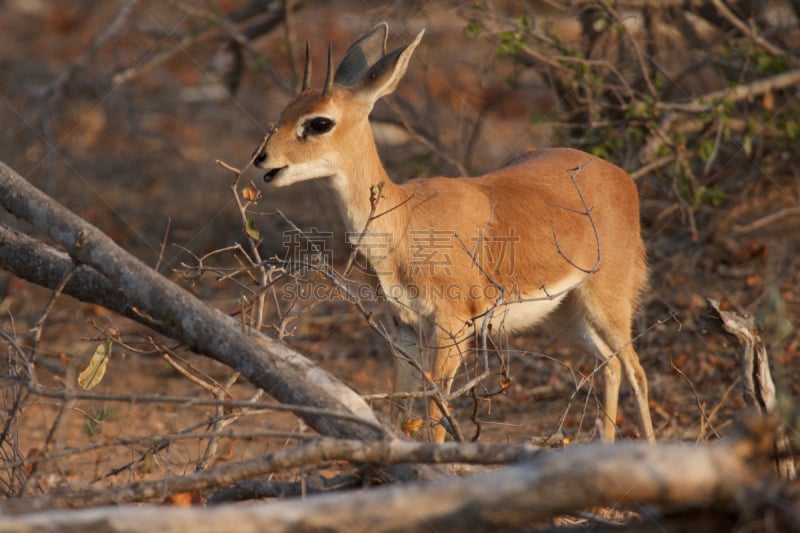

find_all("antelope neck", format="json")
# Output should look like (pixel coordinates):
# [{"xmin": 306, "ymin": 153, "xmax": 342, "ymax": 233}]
[{"xmin": 329, "ymin": 134, "xmax": 407, "ymax": 239}]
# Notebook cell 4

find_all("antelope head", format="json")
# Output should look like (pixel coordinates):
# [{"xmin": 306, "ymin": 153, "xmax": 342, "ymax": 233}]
[{"xmin": 254, "ymin": 23, "xmax": 424, "ymax": 188}]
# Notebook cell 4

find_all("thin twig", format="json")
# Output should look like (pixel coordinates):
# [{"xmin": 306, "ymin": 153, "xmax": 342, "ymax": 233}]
[
  {"xmin": 733, "ymin": 207, "xmax": 800, "ymax": 234},
  {"xmin": 669, "ymin": 355, "xmax": 720, "ymax": 440},
  {"xmin": 197, "ymin": 372, "xmax": 243, "ymax": 471},
  {"xmin": 29, "ymin": 265, "xmax": 76, "ymax": 377},
  {"xmin": 22, "ymin": 384, "xmax": 384, "ymax": 435},
  {"xmin": 709, "ymin": 0, "xmax": 790, "ymax": 58},
  {"xmin": 154, "ymin": 217, "xmax": 172, "ymax": 273}
]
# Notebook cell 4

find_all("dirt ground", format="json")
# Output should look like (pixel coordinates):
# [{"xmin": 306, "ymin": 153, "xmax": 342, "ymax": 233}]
[{"xmin": 1, "ymin": 1, "xmax": 798, "ymax": 498}]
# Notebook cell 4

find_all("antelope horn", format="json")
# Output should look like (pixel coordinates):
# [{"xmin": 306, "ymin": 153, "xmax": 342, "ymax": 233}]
[
  {"xmin": 322, "ymin": 43, "xmax": 333, "ymax": 97},
  {"xmin": 301, "ymin": 41, "xmax": 311, "ymax": 92}
]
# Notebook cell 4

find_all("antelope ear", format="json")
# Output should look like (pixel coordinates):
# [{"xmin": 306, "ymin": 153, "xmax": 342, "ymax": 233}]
[
  {"xmin": 334, "ymin": 22, "xmax": 389, "ymax": 87},
  {"xmin": 352, "ymin": 29, "xmax": 424, "ymax": 106}
]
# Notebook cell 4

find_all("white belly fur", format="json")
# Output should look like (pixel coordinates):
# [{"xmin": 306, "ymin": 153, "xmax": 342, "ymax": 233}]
[
  {"xmin": 383, "ymin": 272, "xmax": 586, "ymax": 335},
  {"xmin": 484, "ymin": 294, "xmax": 563, "ymax": 333},
  {"xmin": 488, "ymin": 273, "xmax": 586, "ymax": 333}
]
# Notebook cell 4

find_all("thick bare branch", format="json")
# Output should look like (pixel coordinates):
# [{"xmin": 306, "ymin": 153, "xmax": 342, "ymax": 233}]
[
  {"xmin": 0, "ymin": 421, "xmax": 782, "ymax": 532},
  {"xmin": 1, "ymin": 439, "xmax": 542, "ymax": 514},
  {"xmin": 0, "ymin": 160, "xmax": 382, "ymax": 442}
]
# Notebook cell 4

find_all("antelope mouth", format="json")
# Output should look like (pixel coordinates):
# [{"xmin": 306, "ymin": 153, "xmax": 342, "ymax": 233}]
[{"xmin": 263, "ymin": 166, "xmax": 286, "ymax": 183}]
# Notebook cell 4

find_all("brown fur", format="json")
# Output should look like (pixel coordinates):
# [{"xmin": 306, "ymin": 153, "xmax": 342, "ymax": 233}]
[{"xmin": 256, "ymin": 28, "xmax": 654, "ymax": 443}]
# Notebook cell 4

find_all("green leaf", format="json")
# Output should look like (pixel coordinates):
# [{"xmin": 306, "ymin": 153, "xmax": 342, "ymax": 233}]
[
  {"xmin": 699, "ymin": 185, "xmax": 726, "ymax": 208},
  {"xmin": 245, "ymin": 219, "xmax": 261, "ymax": 241},
  {"xmin": 698, "ymin": 138, "xmax": 715, "ymax": 162},
  {"xmin": 497, "ymin": 30, "xmax": 524, "ymax": 56},
  {"xmin": 85, "ymin": 407, "xmax": 112, "ymax": 438},
  {"xmin": 78, "ymin": 339, "xmax": 112, "ymax": 390},
  {"xmin": 464, "ymin": 21, "xmax": 482, "ymax": 37}
]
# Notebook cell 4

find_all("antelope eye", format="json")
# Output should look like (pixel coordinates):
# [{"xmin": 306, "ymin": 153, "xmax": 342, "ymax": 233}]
[{"xmin": 303, "ymin": 117, "xmax": 335, "ymax": 136}]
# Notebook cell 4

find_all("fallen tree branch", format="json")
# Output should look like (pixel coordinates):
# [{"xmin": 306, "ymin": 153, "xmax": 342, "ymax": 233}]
[
  {"xmin": 0, "ymin": 228, "xmax": 386, "ymax": 441},
  {"xmin": 0, "ymin": 439, "xmax": 543, "ymax": 514},
  {"xmin": 0, "ymin": 224, "xmax": 130, "ymax": 319},
  {"xmin": 0, "ymin": 160, "xmax": 382, "ymax": 442},
  {"xmin": 0, "ymin": 418, "xmax": 788, "ymax": 532},
  {"xmin": 206, "ymin": 474, "xmax": 362, "ymax": 505}
]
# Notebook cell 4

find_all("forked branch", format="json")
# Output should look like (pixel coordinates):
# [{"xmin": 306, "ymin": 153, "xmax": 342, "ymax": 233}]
[
  {"xmin": 1, "ymin": 418, "xmax": 787, "ymax": 530},
  {"xmin": 0, "ymin": 159, "xmax": 384, "ymax": 442}
]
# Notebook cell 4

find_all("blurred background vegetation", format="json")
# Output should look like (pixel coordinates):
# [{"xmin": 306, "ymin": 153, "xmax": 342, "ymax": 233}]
[
  {"xmin": 2, "ymin": 0, "xmax": 798, "ymax": 255},
  {"xmin": 1, "ymin": 0, "xmax": 798, "ymax": 497}
]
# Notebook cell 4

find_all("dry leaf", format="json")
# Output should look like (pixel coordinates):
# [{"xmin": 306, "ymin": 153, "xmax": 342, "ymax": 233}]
[
  {"xmin": 401, "ymin": 417, "xmax": 424, "ymax": 437},
  {"xmin": 745, "ymin": 274, "xmax": 762, "ymax": 287},
  {"xmin": 25, "ymin": 448, "xmax": 43, "ymax": 476},
  {"xmin": 762, "ymin": 90, "xmax": 774, "ymax": 111},
  {"xmin": 81, "ymin": 304, "xmax": 111, "ymax": 317},
  {"xmin": 242, "ymin": 181, "xmax": 260, "ymax": 203},
  {"xmin": 136, "ymin": 450, "xmax": 156, "ymax": 476},
  {"xmin": 77, "ymin": 339, "xmax": 112, "ymax": 390},
  {"xmin": 163, "ymin": 492, "xmax": 202, "ymax": 507}
]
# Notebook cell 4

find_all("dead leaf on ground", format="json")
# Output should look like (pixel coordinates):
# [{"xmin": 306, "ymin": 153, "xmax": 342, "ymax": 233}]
[{"xmin": 77, "ymin": 339, "xmax": 112, "ymax": 390}]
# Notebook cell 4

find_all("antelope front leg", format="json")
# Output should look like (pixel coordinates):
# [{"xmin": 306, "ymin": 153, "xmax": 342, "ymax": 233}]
[
  {"xmin": 429, "ymin": 344, "xmax": 463, "ymax": 443},
  {"xmin": 390, "ymin": 320, "xmax": 423, "ymax": 425}
]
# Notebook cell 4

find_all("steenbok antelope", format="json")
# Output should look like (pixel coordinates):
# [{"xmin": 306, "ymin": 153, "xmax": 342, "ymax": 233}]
[{"xmin": 254, "ymin": 23, "xmax": 654, "ymax": 443}]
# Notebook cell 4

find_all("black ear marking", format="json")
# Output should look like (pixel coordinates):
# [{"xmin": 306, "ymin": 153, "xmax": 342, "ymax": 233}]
[
  {"xmin": 359, "ymin": 45, "xmax": 406, "ymax": 88},
  {"xmin": 334, "ymin": 22, "xmax": 389, "ymax": 87}
]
